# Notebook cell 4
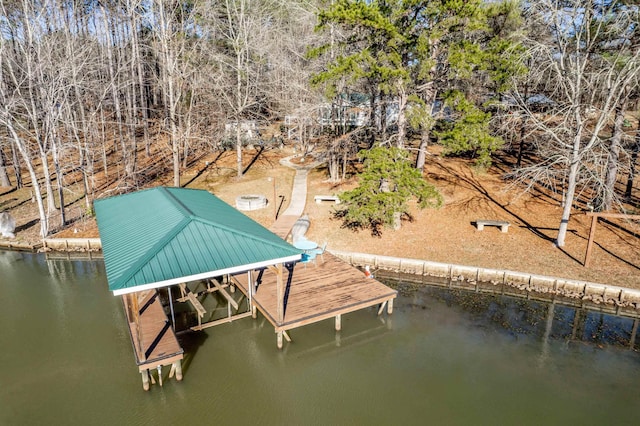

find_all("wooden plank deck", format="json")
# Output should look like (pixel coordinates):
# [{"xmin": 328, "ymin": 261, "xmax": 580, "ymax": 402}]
[
  {"xmin": 269, "ymin": 214, "xmax": 299, "ymax": 240},
  {"xmin": 123, "ymin": 291, "xmax": 184, "ymax": 371},
  {"xmin": 232, "ymin": 252, "xmax": 397, "ymax": 332}
]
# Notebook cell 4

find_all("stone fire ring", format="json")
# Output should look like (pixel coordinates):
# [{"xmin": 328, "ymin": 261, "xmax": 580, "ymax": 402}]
[{"xmin": 235, "ymin": 194, "xmax": 268, "ymax": 211}]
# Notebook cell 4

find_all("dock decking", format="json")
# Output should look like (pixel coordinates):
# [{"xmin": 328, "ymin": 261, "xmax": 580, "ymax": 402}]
[
  {"xmin": 232, "ymin": 251, "xmax": 397, "ymax": 345},
  {"xmin": 269, "ymin": 214, "xmax": 299, "ymax": 240},
  {"xmin": 123, "ymin": 290, "xmax": 184, "ymax": 390}
]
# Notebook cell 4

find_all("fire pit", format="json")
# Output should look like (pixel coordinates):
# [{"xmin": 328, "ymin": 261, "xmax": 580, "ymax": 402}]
[{"xmin": 235, "ymin": 195, "xmax": 268, "ymax": 211}]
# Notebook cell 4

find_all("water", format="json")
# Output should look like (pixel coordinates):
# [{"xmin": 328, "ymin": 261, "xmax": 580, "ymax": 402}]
[{"xmin": 1, "ymin": 250, "xmax": 640, "ymax": 425}]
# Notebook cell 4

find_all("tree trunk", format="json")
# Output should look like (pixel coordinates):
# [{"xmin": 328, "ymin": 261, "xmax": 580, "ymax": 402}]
[
  {"xmin": 10, "ymin": 142, "xmax": 22, "ymax": 188},
  {"xmin": 40, "ymin": 151, "xmax": 57, "ymax": 214},
  {"xmin": 7, "ymin": 123, "xmax": 48, "ymax": 237},
  {"xmin": 328, "ymin": 151, "xmax": 338, "ymax": 182},
  {"xmin": 101, "ymin": 4, "xmax": 128, "ymax": 180},
  {"xmin": 235, "ymin": 122, "xmax": 243, "ymax": 178},
  {"xmin": 557, "ymin": 162, "xmax": 579, "ymax": 247},
  {"xmin": 415, "ymin": 86, "xmax": 437, "ymax": 171},
  {"xmin": 602, "ymin": 98, "xmax": 625, "ymax": 211},
  {"xmin": 0, "ymin": 146, "xmax": 11, "ymax": 187},
  {"xmin": 51, "ymin": 136, "xmax": 66, "ymax": 228},
  {"xmin": 415, "ymin": 127, "xmax": 429, "ymax": 171},
  {"xmin": 396, "ymin": 84, "xmax": 407, "ymax": 149},
  {"xmin": 516, "ymin": 116, "xmax": 527, "ymax": 169},
  {"xmin": 167, "ymin": 64, "xmax": 180, "ymax": 187},
  {"xmin": 624, "ymin": 137, "xmax": 639, "ymax": 201},
  {"xmin": 392, "ymin": 211, "xmax": 402, "ymax": 230}
]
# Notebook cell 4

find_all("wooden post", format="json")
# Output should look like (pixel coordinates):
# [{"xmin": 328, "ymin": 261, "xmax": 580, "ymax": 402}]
[
  {"xmin": 141, "ymin": 370, "xmax": 150, "ymax": 391},
  {"xmin": 584, "ymin": 212, "xmax": 640, "ymax": 267},
  {"xmin": 387, "ymin": 299, "xmax": 394, "ymax": 315},
  {"xmin": 130, "ymin": 293, "xmax": 145, "ymax": 362},
  {"xmin": 247, "ymin": 270, "xmax": 253, "ymax": 311},
  {"xmin": 275, "ymin": 264, "xmax": 284, "ymax": 324},
  {"xmin": 169, "ymin": 361, "xmax": 183, "ymax": 381},
  {"xmin": 157, "ymin": 365, "xmax": 163, "ymax": 387},
  {"xmin": 269, "ymin": 176, "xmax": 277, "ymax": 220},
  {"xmin": 377, "ymin": 301, "xmax": 387, "ymax": 316},
  {"xmin": 335, "ymin": 314, "xmax": 342, "ymax": 331},
  {"xmin": 175, "ymin": 361, "xmax": 183, "ymax": 381},
  {"xmin": 168, "ymin": 286, "xmax": 176, "ymax": 329},
  {"xmin": 584, "ymin": 214, "xmax": 598, "ymax": 267},
  {"xmin": 273, "ymin": 262, "xmax": 286, "ymax": 349},
  {"xmin": 630, "ymin": 319, "xmax": 639, "ymax": 349}
]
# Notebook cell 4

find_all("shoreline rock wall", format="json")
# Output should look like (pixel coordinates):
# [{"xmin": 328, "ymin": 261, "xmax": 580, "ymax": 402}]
[{"xmin": 332, "ymin": 250, "xmax": 640, "ymax": 318}]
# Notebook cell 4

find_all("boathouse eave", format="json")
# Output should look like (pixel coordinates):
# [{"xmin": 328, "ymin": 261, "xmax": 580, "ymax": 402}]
[{"xmin": 111, "ymin": 254, "xmax": 301, "ymax": 296}]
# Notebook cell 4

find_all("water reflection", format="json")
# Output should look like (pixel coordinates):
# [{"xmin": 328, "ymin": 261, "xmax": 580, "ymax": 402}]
[
  {"xmin": 382, "ymin": 273, "xmax": 640, "ymax": 352},
  {"xmin": 2, "ymin": 251, "xmax": 640, "ymax": 425}
]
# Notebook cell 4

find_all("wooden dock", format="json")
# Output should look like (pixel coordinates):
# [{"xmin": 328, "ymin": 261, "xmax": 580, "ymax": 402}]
[
  {"xmin": 269, "ymin": 214, "xmax": 299, "ymax": 240},
  {"xmin": 231, "ymin": 251, "xmax": 397, "ymax": 347},
  {"xmin": 123, "ymin": 290, "xmax": 184, "ymax": 390}
]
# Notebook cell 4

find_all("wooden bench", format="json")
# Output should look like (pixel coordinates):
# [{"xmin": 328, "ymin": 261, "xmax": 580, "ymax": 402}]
[
  {"xmin": 314, "ymin": 195, "xmax": 341, "ymax": 204},
  {"xmin": 475, "ymin": 220, "xmax": 510, "ymax": 233}
]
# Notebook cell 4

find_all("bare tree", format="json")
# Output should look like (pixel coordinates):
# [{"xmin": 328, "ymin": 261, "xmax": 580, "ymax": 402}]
[
  {"xmin": 210, "ymin": 0, "xmax": 277, "ymax": 178},
  {"xmin": 512, "ymin": 0, "xmax": 640, "ymax": 247},
  {"xmin": 150, "ymin": 0, "xmax": 207, "ymax": 187}
]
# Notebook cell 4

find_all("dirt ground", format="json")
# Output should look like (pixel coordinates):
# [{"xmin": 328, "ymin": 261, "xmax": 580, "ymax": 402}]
[{"xmin": 2, "ymin": 145, "xmax": 640, "ymax": 290}]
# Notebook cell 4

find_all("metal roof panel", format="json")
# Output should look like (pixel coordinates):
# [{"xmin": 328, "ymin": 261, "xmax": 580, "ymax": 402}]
[{"xmin": 95, "ymin": 187, "xmax": 301, "ymax": 293}]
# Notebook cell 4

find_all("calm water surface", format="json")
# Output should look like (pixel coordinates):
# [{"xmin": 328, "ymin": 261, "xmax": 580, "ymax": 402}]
[{"xmin": 1, "ymin": 250, "xmax": 639, "ymax": 425}]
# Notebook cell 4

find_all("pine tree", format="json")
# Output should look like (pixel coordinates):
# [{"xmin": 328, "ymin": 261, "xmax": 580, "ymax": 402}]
[
  {"xmin": 335, "ymin": 146, "xmax": 443, "ymax": 235},
  {"xmin": 310, "ymin": 0, "xmax": 523, "ymax": 169}
]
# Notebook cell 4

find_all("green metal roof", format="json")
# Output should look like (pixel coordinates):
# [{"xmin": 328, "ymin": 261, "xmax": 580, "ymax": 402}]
[{"xmin": 94, "ymin": 187, "xmax": 301, "ymax": 295}]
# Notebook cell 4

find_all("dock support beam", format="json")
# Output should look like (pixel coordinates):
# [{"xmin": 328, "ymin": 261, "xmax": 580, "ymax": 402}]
[
  {"xmin": 169, "ymin": 361, "xmax": 183, "ymax": 381},
  {"xmin": 141, "ymin": 370, "xmax": 150, "ymax": 391},
  {"xmin": 631, "ymin": 319, "xmax": 639, "ymax": 349},
  {"xmin": 378, "ymin": 299, "xmax": 394, "ymax": 315},
  {"xmin": 335, "ymin": 314, "xmax": 342, "ymax": 331},
  {"xmin": 276, "ymin": 330, "xmax": 292, "ymax": 349}
]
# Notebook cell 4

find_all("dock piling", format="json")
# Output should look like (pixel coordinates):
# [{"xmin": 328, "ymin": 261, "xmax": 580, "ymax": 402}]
[
  {"xmin": 277, "ymin": 331, "xmax": 283, "ymax": 349},
  {"xmin": 141, "ymin": 370, "xmax": 150, "ymax": 391}
]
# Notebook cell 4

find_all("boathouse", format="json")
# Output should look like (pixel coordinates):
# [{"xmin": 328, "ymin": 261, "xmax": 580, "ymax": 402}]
[{"xmin": 95, "ymin": 187, "xmax": 396, "ymax": 390}]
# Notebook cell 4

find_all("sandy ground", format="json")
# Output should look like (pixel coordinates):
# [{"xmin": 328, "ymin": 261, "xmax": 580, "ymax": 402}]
[{"xmin": 2, "ymin": 146, "xmax": 640, "ymax": 290}]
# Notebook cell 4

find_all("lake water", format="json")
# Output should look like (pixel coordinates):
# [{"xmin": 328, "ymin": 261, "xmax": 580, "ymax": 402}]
[{"xmin": 1, "ymin": 250, "xmax": 640, "ymax": 425}]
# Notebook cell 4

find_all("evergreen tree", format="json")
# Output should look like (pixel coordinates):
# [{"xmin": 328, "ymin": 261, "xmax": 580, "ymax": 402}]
[
  {"xmin": 335, "ymin": 146, "xmax": 443, "ymax": 235},
  {"xmin": 310, "ymin": 0, "xmax": 523, "ymax": 169}
]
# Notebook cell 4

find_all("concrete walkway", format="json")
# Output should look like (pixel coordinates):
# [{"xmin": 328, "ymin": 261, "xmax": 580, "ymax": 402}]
[{"xmin": 268, "ymin": 156, "xmax": 323, "ymax": 239}]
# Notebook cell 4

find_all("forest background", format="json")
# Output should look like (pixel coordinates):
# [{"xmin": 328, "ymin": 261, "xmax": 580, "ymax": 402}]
[{"xmin": 1, "ymin": 0, "xmax": 640, "ymax": 289}]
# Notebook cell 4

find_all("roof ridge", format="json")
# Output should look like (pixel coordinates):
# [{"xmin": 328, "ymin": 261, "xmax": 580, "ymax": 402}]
[
  {"xmin": 113, "ymin": 217, "xmax": 191, "ymax": 290},
  {"xmin": 161, "ymin": 187, "xmax": 194, "ymax": 218},
  {"xmin": 168, "ymin": 187, "xmax": 294, "ymax": 249},
  {"xmin": 191, "ymin": 216, "xmax": 296, "ymax": 250}
]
